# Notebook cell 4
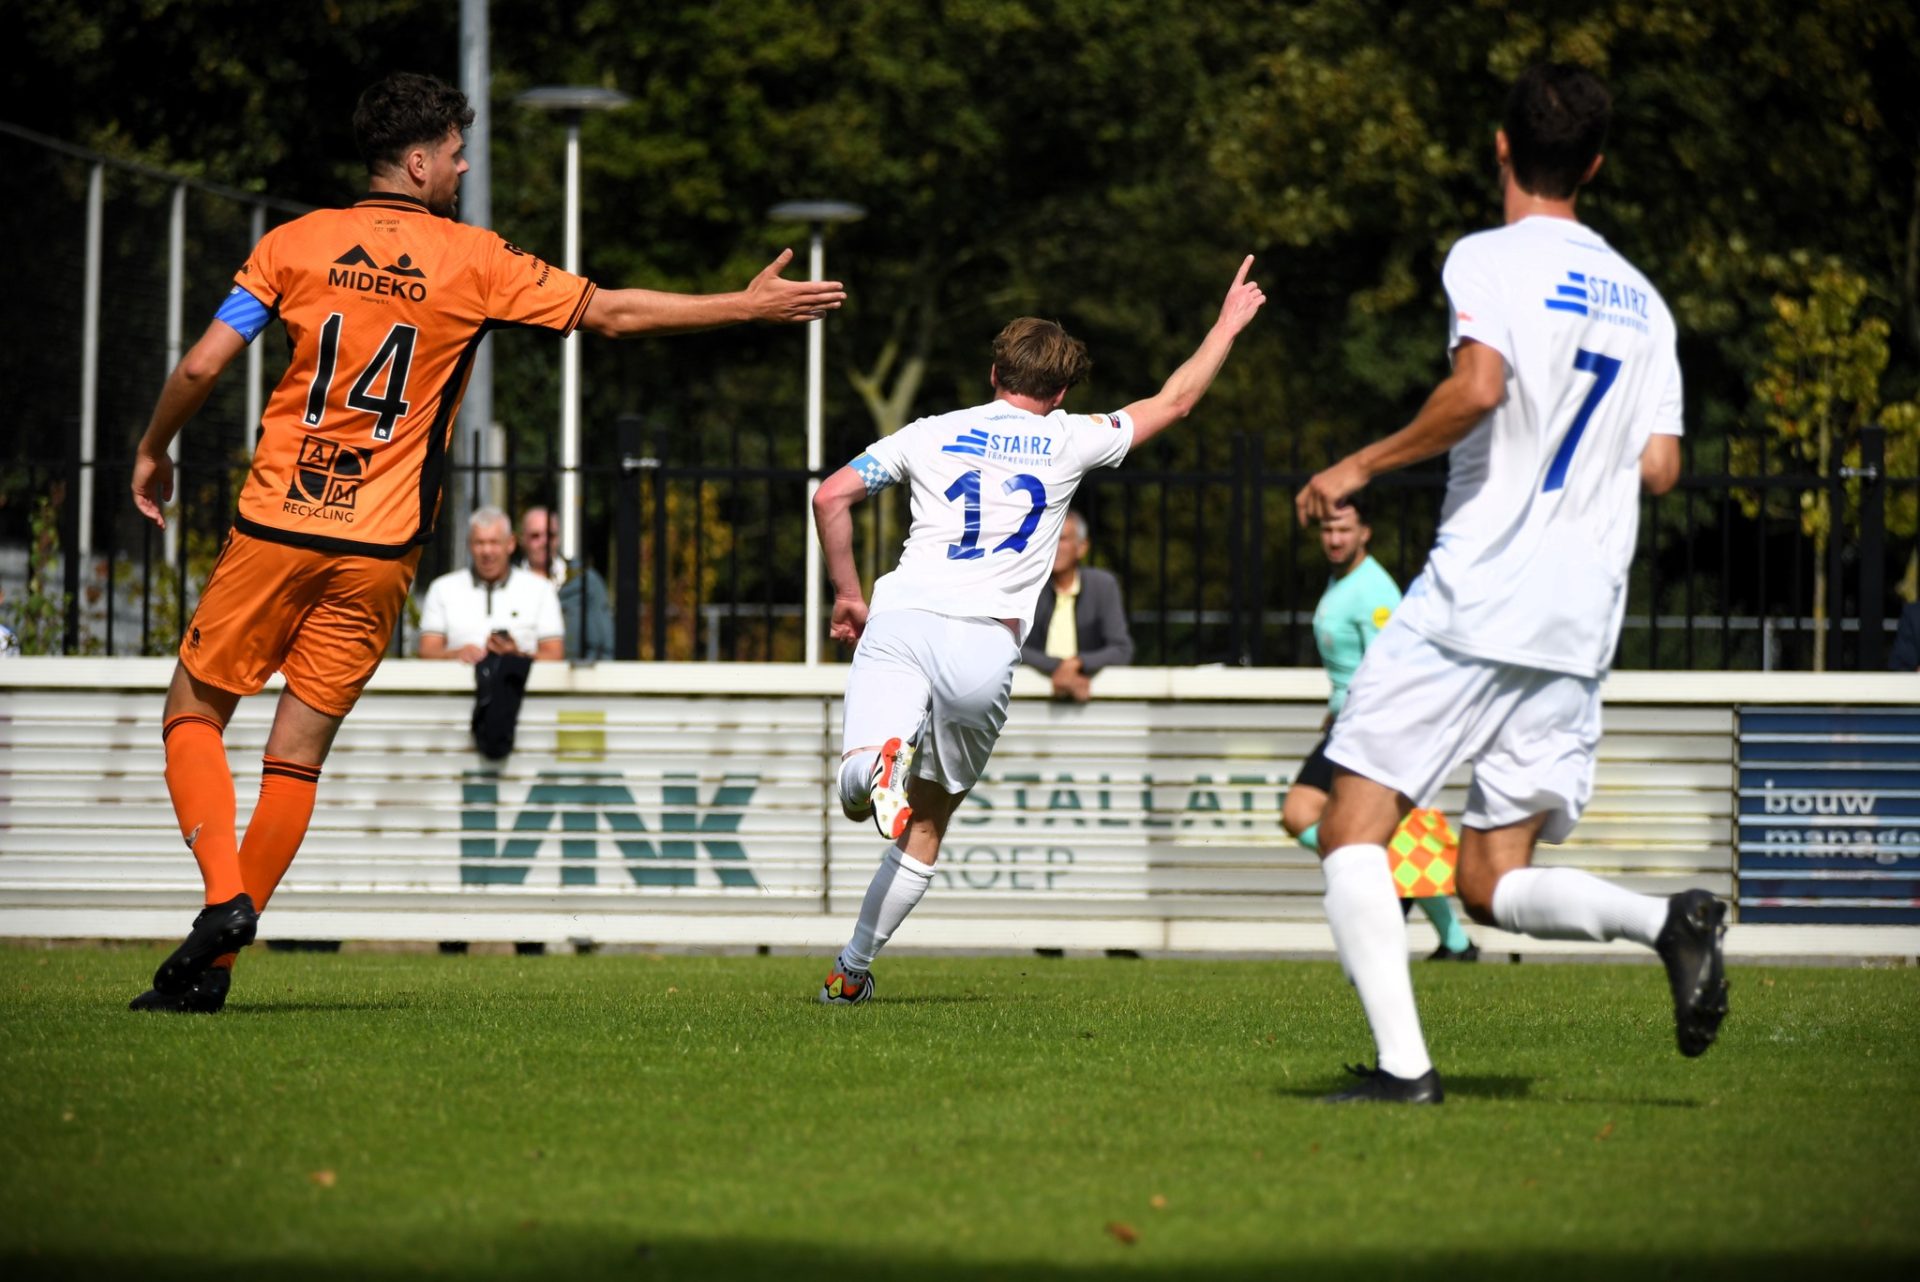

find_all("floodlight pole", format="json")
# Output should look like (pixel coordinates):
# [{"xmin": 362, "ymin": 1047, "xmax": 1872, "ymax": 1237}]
[
  {"xmin": 560, "ymin": 113, "xmax": 583, "ymax": 567},
  {"xmin": 79, "ymin": 163, "xmax": 102, "ymax": 567},
  {"xmin": 454, "ymin": 0, "xmax": 493, "ymax": 549},
  {"xmin": 768, "ymin": 200, "xmax": 865, "ymax": 665},
  {"xmin": 518, "ymin": 86, "xmax": 630, "ymax": 571}
]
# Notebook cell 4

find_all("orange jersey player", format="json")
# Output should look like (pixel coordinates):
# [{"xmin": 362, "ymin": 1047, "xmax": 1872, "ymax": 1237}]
[
  {"xmin": 125, "ymin": 71, "xmax": 845, "ymax": 1013},
  {"xmin": 230, "ymin": 192, "xmax": 600, "ymax": 554}
]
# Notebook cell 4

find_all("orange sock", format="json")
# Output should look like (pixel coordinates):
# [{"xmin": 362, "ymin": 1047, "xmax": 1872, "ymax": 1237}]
[
  {"xmin": 238, "ymin": 756, "xmax": 322, "ymax": 914},
  {"xmin": 162, "ymin": 715, "xmax": 242, "ymax": 905}
]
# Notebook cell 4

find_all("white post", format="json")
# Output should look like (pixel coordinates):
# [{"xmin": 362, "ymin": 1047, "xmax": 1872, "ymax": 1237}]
[
  {"xmin": 162, "ymin": 182, "xmax": 185, "ymax": 568},
  {"xmin": 803, "ymin": 224, "xmax": 825, "ymax": 665},
  {"xmin": 245, "ymin": 204, "xmax": 265, "ymax": 451},
  {"xmin": 455, "ymin": 0, "xmax": 493, "ymax": 547},
  {"xmin": 79, "ymin": 163, "xmax": 102, "ymax": 565},
  {"xmin": 560, "ymin": 117, "xmax": 582, "ymax": 566}
]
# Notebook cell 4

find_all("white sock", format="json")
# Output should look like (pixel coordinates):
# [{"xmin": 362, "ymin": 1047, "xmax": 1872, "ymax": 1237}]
[
  {"xmin": 839, "ymin": 753, "xmax": 878, "ymax": 809},
  {"xmin": 1491, "ymin": 866, "xmax": 1667, "ymax": 947},
  {"xmin": 841, "ymin": 845, "xmax": 936, "ymax": 971},
  {"xmin": 1322, "ymin": 844, "xmax": 1433, "ymax": 1080}
]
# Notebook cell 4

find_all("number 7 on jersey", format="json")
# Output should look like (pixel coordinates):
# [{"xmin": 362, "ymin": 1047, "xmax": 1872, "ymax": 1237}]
[{"xmin": 1542, "ymin": 348, "xmax": 1622, "ymax": 493}]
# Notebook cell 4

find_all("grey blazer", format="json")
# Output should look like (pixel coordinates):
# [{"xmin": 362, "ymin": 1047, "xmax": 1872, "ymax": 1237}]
[{"xmin": 1023, "ymin": 566, "xmax": 1134, "ymax": 676}]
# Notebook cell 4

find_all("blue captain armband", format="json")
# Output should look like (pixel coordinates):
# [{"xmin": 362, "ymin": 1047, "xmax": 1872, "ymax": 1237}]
[
  {"xmin": 213, "ymin": 286, "xmax": 272, "ymax": 342},
  {"xmin": 849, "ymin": 452, "xmax": 896, "ymax": 496}
]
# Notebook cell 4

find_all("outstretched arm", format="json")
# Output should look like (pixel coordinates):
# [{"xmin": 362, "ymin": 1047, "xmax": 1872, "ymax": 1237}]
[
  {"xmin": 132, "ymin": 319, "xmax": 249, "ymax": 530},
  {"xmin": 811, "ymin": 466, "xmax": 873, "ymax": 645},
  {"xmin": 578, "ymin": 248, "xmax": 846, "ymax": 338},
  {"xmin": 1122, "ymin": 255, "xmax": 1267, "ymax": 449},
  {"xmin": 1294, "ymin": 339, "xmax": 1506, "ymax": 525}
]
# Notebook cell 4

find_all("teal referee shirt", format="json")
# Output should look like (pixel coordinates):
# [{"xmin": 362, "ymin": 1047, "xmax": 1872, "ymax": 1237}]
[{"xmin": 1312, "ymin": 555, "xmax": 1401, "ymax": 716}]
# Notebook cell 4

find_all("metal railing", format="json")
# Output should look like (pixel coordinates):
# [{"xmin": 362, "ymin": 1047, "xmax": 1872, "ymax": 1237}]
[
  {"xmin": 2, "ymin": 123, "xmax": 1909, "ymax": 672},
  {"xmin": 7, "ymin": 420, "xmax": 1906, "ymax": 672}
]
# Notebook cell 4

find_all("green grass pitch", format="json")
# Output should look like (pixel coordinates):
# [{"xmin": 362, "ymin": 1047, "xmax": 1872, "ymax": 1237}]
[{"xmin": 2, "ymin": 946, "xmax": 1916, "ymax": 1280}]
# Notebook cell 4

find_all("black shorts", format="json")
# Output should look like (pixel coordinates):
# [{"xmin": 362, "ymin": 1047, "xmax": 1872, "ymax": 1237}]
[{"xmin": 1295, "ymin": 734, "xmax": 1335, "ymax": 792}]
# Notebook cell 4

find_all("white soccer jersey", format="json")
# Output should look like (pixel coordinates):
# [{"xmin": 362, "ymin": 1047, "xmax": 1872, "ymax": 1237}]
[
  {"xmin": 851, "ymin": 400, "xmax": 1133, "ymax": 640},
  {"xmin": 1394, "ymin": 216, "xmax": 1683, "ymax": 678}
]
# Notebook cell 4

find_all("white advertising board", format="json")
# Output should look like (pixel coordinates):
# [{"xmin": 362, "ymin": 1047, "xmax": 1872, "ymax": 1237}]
[{"xmin": 3, "ymin": 659, "xmax": 1916, "ymax": 958}]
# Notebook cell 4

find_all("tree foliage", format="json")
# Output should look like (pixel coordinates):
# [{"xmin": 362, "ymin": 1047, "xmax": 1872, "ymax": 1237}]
[{"xmin": 5, "ymin": 0, "xmax": 1919, "ymax": 654}]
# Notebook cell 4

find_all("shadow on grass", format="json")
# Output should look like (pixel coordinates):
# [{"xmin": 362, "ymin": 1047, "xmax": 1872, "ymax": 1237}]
[
  {"xmin": 1273, "ymin": 1073, "xmax": 1534, "ymax": 1101},
  {"xmin": 1551, "ymin": 1094, "xmax": 1703, "ymax": 1110},
  {"xmin": 6, "ymin": 1239, "xmax": 1912, "ymax": 1282},
  {"xmin": 807, "ymin": 993, "xmax": 996, "ymax": 1008},
  {"xmin": 227, "ymin": 1001, "xmax": 408, "ymax": 1015}
]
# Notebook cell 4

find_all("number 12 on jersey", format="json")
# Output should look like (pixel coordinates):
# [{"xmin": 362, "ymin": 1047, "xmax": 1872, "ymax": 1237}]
[
  {"xmin": 945, "ymin": 471, "xmax": 1048, "ymax": 560},
  {"xmin": 1542, "ymin": 348, "xmax": 1622, "ymax": 493}
]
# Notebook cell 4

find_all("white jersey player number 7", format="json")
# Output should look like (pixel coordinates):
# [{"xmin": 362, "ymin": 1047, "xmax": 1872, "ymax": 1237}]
[{"xmin": 1395, "ymin": 216, "xmax": 1684, "ymax": 678}]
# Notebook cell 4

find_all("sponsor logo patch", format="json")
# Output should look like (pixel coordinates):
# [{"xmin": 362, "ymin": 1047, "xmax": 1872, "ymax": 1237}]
[
  {"xmin": 283, "ymin": 435, "xmax": 372, "ymax": 522},
  {"xmin": 328, "ymin": 244, "xmax": 429, "ymax": 300}
]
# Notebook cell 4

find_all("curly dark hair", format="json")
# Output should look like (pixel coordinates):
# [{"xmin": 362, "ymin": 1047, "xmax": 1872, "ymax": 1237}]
[
  {"xmin": 1503, "ymin": 64, "xmax": 1611, "ymax": 201},
  {"xmin": 991, "ymin": 318, "xmax": 1093, "ymax": 399},
  {"xmin": 353, "ymin": 72, "xmax": 475, "ymax": 174}
]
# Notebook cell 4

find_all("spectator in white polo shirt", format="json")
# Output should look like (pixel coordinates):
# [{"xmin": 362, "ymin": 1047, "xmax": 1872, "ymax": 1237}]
[{"xmin": 418, "ymin": 506, "xmax": 565, "ymax": 663}]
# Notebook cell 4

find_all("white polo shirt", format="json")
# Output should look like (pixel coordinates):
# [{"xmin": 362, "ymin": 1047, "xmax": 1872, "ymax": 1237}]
[{"xmin": 418, "ymin": 565, "xmax": 564, "ymax": 655}]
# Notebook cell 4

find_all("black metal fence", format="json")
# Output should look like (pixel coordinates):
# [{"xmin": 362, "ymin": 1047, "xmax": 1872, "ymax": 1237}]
[
  {"xmin": 5, "ymin": 421, "xmax": 1910, "ymax": 672},
  {"xmin": 6, "ymin": 123, "xmax": 1910, "ymax": 673}
]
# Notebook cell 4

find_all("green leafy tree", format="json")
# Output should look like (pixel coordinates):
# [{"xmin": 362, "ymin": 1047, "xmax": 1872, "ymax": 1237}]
[{"xmin": 1736, "ymin": 264, "xmax": 1919, "ymax": 668}]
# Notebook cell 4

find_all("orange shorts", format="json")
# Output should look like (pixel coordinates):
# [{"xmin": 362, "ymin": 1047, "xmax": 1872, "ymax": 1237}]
[{"xmin": 179, "ymin": 529, "xmax": 422, "ymax": 718}]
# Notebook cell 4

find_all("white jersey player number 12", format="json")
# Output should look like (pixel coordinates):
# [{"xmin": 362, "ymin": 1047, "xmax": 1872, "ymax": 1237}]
[{"xmin": 808, "ymin": 256, "xmax": 1266, "ymax": 1005}]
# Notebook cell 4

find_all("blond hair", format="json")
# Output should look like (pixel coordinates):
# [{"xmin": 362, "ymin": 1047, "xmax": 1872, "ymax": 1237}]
[{"xmin": 992, "ymin": 318, "xmax": 1092, "ymax": 398}]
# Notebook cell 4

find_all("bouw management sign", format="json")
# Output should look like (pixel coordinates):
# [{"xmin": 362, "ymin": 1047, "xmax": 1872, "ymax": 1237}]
[{"xmin": 1736, "ymin": 708, "xmax": 1920, "ymax": 925}]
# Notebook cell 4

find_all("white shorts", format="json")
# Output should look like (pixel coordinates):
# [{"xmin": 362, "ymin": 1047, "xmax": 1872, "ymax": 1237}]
[
  {"xmin": 839, "ymin": 610, "xmax": 1020, "ymax": 794},
  {"xmin": 1324, "ymin": 620, "xmax": 1602, "ymax": 844}
]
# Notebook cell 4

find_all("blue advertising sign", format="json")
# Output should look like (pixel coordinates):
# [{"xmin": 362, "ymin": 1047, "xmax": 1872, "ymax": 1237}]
[{"xmin": 1737, "ymin": 708, "xmax": 1920, "ymax": 924}]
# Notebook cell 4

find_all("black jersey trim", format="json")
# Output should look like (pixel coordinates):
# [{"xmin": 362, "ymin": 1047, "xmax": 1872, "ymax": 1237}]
[
  {"xmin": 355, "ymin": 191, "xmax": 436, "ymax": 214},
  {"xmin": 412, "ymin": 321, "xmax": 496, "ymax": 547},
  {"xmin": 232, "ymin": 514, "xmax": 420, "ymax": 560},
  {"xmin": 562, "ymin": 282, "xmax": 597, "ymax": 336}
]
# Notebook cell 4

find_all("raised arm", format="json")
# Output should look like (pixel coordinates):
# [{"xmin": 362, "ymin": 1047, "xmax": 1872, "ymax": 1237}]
[
  {"xmin": 1295, "ymin": 339, "xmax": 1506, "ymax": 525},
  {"xmin": 132, "ymin": 319, "xmax": 249, "ymax": 530},
  {"xmin": 811, "ymin": 466, "xmax": 874, "ymax": 645},
  {"xmin": 1121, "ymin": 255, "xmax": 1267, "ymax": 448},
  {"xmin": 578, "ymin": 248, "xmax": 846, "ymax": 338}
]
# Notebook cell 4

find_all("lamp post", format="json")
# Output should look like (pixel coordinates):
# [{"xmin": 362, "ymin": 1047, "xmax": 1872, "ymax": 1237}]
[
  {"xmin": 767, "ymin": 199, "xmax": 865, "ymax": 665},
  {"xmin": 516, "ymin": 85, "xmax": 631, "ymax": 571}
]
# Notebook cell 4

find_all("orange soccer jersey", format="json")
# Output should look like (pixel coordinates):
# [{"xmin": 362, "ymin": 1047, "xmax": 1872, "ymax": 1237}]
[{"xmin": 230, "ymin": 193, "xmax": 595, "ymax": 557}]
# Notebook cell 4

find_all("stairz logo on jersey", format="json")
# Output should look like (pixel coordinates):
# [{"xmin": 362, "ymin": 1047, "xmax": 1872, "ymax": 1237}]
[
  {"xmin": 285, "ymin": 435, "xmax": 372, "ymax": 522},
  {"xmin": 1544, "ymin": 269, "xmax": 1651, "ymax": 335},
  {"xmin": 328, "ymin": 244, "xmax": 429, "ymax": 301},
  {"xmin": 943, "ymin": 417, "xmax": 1059, "ymax": 467}
]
